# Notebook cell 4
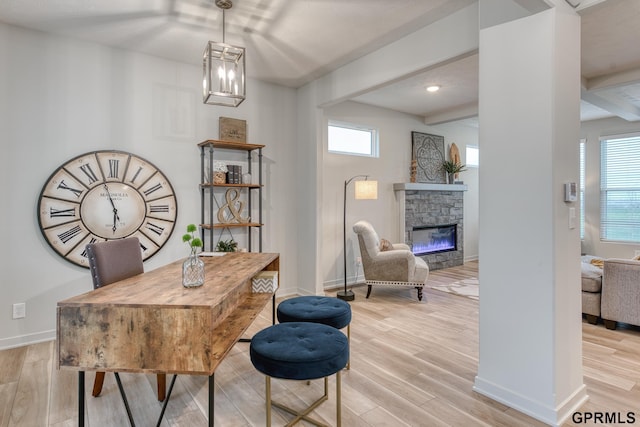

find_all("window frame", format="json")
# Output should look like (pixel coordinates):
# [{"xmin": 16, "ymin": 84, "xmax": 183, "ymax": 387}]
[
  {"xmin": 599, "ymin": 132, "xmax": 640, "ymax": 243},
  {"xmin": 327, "ymin": 120, "xmax": 379, "ymax": 158},
  {"xmin": 465, "ymin": 145, "xmax": 479, "ymax": 167}
]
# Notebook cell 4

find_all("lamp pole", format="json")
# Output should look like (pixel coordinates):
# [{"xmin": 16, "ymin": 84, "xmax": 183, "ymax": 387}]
[{"xmin": 337, "ymin": 175, "xmax": 370, "ymax": 301}]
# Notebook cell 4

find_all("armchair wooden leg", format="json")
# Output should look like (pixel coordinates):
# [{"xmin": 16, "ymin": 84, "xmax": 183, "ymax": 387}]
[
  {"xmin": 416, "ymin": 287, "xmax": 423, "ymax": 301},
  {"xmin": 92, "ymin": 372, "xmax": 105, "ymax": 397},
  {"xmin": 366, "ymin": 285, "xmax": 372, "ymax": 299},
  {"xmin": 157, "ymin": 374, "xmax": 166, "ymax": 401}
]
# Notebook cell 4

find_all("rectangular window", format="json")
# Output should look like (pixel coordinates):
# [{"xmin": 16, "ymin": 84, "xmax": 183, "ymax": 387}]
[
  {"xmin": 466, "ymin": 145, "xmax": 479, "ymax": 167},
  {"xmin": 600, "ymin": 133, "xmax": 640, "ymax": 243},
  {"xmin": 580, "ymin": 139, "xmax": 585, "ymax": 240},
  {"xmin": 328, "ymin": 121, "xmax": 379, "ymax": 157}
]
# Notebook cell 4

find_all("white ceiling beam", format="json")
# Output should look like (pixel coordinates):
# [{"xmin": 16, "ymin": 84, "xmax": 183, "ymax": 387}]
[
  {"xmin": 585, "ymin": 67, "xmax": 640, "ymax": 91},
  {"xmin": 424, "ymin": 102, "xmax": 478, "ymax": 125},
  {"xmin": 580, "ymin": 87, "xmax": 640, "ymax": 122},
  {"xmin": 313, "ymin": 3, "xmax": 479, "ymax": 108}
]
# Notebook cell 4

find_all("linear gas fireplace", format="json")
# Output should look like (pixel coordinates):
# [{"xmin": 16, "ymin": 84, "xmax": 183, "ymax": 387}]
[
  {"xmin": 411, "ymin": 224, "xmax": 457, "ymax": 256},
  {"xmin": 394, "ymin": 183, "xmax": 466, "ymax": 270}
]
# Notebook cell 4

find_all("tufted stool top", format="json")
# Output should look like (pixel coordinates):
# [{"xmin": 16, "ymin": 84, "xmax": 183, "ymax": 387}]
[
  {"xmin": 250, "ymin": 322, "xmax": 349, "ymax": 380},
  {"xmin": 277, "ymin": 296, "xmax": 351, "ymax": 329}
]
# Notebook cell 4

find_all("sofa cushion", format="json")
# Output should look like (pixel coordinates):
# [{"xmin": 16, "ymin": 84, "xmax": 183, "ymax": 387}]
[
  {"xmin": 582, "ymin": 276, "xmax": 602, "ymax": 293},
  {"xmin": 581, "ymin": 255, "xmax": 603, "ymax": 293}
]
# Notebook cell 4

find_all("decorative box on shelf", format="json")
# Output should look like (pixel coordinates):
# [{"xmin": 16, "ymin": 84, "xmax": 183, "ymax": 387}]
[{"xmin": 252, "ymin": 271, "xmax": 278, "ymax": 293}]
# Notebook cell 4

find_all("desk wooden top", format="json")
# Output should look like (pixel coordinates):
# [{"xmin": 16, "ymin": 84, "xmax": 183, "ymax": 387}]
[{"xmin": 57, "ymin": 252, "xmax": 279, "ymax": 375}]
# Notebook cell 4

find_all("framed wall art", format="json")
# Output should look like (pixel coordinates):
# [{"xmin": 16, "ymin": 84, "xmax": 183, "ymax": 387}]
[{"xmin": 411, "ymin": 131, "xmax": 446, "ymax": 183}]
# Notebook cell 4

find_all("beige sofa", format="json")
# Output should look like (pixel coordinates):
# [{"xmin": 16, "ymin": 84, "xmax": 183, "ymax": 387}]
[{"xmin": 601, "ymin": 258, "xmax": 640, "ymax": 330}]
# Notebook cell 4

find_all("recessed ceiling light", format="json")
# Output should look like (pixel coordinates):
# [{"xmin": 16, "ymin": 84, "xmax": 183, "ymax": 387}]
[{"xmin": 426, "ymin": 85, "xmax": 440, "ymax": 93}]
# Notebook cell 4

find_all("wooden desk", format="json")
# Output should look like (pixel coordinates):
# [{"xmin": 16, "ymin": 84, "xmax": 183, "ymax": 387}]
[{"xmin": 57, "ymin": 252, "xmax": 279, "ymax": 426}]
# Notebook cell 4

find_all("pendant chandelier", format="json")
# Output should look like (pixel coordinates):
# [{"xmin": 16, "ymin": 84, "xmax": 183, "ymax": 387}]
[{"xmin": 202, "ymin": 0, "xmax": 246, "ymax": 107}]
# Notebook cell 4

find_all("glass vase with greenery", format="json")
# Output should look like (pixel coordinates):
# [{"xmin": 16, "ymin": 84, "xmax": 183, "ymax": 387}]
[{"xmin": 182, "ymin": 224, "xmax": 205, "ymax": 287}]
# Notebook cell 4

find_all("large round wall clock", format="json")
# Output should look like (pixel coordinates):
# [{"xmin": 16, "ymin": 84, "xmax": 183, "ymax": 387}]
[{"xmin": 37, "ymin": 150, "xmax": 178, "ymax": 268}]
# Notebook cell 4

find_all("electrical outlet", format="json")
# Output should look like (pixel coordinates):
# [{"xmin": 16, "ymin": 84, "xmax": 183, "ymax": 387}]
[
  {"xmin": 12, "ymin": 303, "xmax": 26, "ymax": 319},
  {"xmin": 356, "ymin": 257, "xmax": 362, "ymax": 265}
]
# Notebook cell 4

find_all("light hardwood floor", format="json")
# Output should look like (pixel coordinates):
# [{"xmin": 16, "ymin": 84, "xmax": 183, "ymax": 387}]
[{"xmin": 1, "ymin": 260, "xmax": 639, "ymax": 426}]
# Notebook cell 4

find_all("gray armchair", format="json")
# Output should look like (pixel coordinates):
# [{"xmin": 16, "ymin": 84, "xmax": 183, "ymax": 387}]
[
  {"xmin": 601, "ymin": 258, "xmax": 640, "ymax": 330},
  {"xmin": 353, "ymin": 220, "xmax": 429, "ymax": 301}
]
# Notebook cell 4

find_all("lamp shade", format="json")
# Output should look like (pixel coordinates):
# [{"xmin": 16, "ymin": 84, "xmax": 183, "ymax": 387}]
[
  {"xmin": 355, "ymin": 180, "xmax": 378, "ymax": 200},
  {"xmin": 202, "ymin": 41, "xmax": 246, "ymax": 107}
]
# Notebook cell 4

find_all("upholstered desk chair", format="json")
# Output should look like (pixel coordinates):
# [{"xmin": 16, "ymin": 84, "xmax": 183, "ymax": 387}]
[
  {"xmin": 353, "ymin": 220, "xmax": 429, "ymax": 301},
  {"xmin": 85, "ymin": 237, "xmax": 167, "ymax": 401}
]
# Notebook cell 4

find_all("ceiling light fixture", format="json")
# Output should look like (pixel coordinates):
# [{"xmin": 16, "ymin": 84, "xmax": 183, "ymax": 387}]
[
  {"xmin": 203, "ymin": 0, "xmax": 246, "ymax": 107},
  {"xmin": 426, "ymin": 85, "xmax": 440, "ymax": 93}
]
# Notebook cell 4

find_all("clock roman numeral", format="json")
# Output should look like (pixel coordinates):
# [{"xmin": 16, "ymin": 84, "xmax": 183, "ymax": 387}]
[
  {"xmin": 143, "ymin": 183, "xmax": 163, "ymax": 197},
  {"xmin": 49, "ymin": 207, "xmax": 76, "ymax": 218},
  {"xmin": 80, "ymin": 237, "xmax": 99, "ymax": 258},
  {"xmin": 79, "ymin": 164, "xmax": 99, "ymax": 184},
  {"xmin": 139, "ymin": 241, "xmax": 148, "ymax": 252},
  {"xmin": 146, "ymin": 222, "xmax": 164, "ymax": 236},
  {"xmin": 57, "ymin": 180, "xmax": 83, "ymax": 198},
  {"xmin": 108, "ymin": 159, "xmax": 119, "ymax": 179},
  {"xmin": 149, "ymin": 204, "xmax": 169, "ymax": 213},
  {"xmin": 58, "ymin": 225, "xmax": 82, "ymax": 244},
  {"xmin": 130, "ymin": 166, "xmax": 143, "ymax": 184}
]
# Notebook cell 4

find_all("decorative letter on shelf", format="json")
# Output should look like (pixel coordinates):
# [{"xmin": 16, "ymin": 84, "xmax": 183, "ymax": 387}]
[{"xmin": 217, "ymin": 189, "xmax": 250, "ymax": 224}]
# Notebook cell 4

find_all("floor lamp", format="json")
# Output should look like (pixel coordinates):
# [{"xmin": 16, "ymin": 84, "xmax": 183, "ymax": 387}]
[{"xmin": 337, "ymin": 175, "xmax": 378, "ymax": 301}]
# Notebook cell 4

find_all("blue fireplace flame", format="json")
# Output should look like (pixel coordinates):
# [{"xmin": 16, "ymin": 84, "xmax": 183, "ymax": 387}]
[{"xmin": 412, "ymin": 224, "xmax": 456, "ymax": 255}]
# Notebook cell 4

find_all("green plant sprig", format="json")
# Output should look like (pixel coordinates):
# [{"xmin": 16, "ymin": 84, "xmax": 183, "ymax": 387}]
[
  {"xmin": 215, "ymin": 239, "xmax": 237, "ymax": 252},
  {"xmin": 182, "ymin": 224, "xmax": 203, "ymax": 255},
  {"xmin": 442, "ymin": 160, "xmax": 467, "ymax": 174}
]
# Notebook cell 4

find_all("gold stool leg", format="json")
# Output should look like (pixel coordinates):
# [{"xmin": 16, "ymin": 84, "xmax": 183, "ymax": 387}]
[
  {"xmin": 266, "ymin": 376, "xmax": 272, "ymax": 427},
  {"xmin": 346, "ymin": 324, "xmax": 351, "ymax": 370},
  {"xmin": 269, "ymin": 377, "xmax": 330, "ymax": 427},
  {"xmin": 337, "ymin": 370, "xmax": 342, "ymax": 427}
]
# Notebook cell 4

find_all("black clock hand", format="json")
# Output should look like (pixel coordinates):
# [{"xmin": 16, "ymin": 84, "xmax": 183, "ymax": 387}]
[{"xmin": 103, "ymin": 184, "xmax": 120, "ymax": 233}]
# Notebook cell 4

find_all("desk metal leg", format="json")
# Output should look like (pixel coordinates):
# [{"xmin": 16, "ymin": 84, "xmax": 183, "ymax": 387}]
[
  {"xmin": 114, "ymin": 373, "xmax": 136, "ymax": 426},
  {"xmin": 156, "ymin": 375, "xmax": 178, "ymax": 427},
  {"xmin": 209, "ymin": 374, "xmax": 215, "ymax": 427},
  {"xmin": 78, "ymin": 371, "xmax": 85, "ymax": 427}
]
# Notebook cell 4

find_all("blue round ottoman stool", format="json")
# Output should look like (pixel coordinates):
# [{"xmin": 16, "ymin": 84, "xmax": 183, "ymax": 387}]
[
  {"xmin": 277, "ymin": 296, "xmax": 352, "ymax": 369},
  {"xmin": 250, "ymin": 322, "xmax": 349, "ymax": 427}
]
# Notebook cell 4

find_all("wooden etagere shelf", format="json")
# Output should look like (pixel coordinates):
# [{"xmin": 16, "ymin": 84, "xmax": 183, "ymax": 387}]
[
  {"xmin": 200, "ymin": 183, "xmax": 262, "ymax": 189},
  {"xmin": 198, "ymin": 140, "xmax": 265, "ymax": 151},
  {"xmin": 201, "ymin": 223, "xmax": 264, "ymax": 229},
  {"xmin": 199, "ymin": 139, "xmax": 264, "ymax": 252}
]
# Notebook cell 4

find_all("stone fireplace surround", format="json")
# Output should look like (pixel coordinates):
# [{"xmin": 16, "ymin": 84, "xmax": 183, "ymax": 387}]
[{"xmin": 394, "ymin": 183, "xmax": 467, "ymax": 271}]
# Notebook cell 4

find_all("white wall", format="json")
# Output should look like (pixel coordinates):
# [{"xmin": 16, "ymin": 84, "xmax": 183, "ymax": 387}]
[
  {"xmin": 0, "ymin": 23, "xmax": 299, "ymax": 349},
  {"xmin": 321, "ymin": 101, "xmax": 479, "ymax": 289},
  {"xmin": 580, "ymin": 116, "xmax": 640, "ymax": 258}
]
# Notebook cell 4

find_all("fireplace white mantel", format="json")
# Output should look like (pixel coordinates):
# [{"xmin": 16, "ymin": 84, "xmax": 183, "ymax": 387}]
[
  {"xmin": 394, "ymin": 182, "xmax": 468, "ymax": 269},
  {"xmin": 393, "ymin": 183, "xmax": 468, "ymax": 192}
]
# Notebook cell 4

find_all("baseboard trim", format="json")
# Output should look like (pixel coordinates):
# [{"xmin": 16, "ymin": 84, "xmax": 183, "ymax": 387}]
[
  {"xmin": 0, "ymin": 329, "xmax": 56, "ymax": 351},
  {"xmin": 323, "ymin": 275, "xmax": 364, "ymax": 291},
  {"xmin": 473, "ymin": 376, "xmax": 588, "ymax": 426}
]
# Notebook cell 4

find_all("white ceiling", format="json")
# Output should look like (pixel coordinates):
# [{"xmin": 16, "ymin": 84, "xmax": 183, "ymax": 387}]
[{"xmin": 0, "ymin": 0, "xmax": 639, "ymax": 124}]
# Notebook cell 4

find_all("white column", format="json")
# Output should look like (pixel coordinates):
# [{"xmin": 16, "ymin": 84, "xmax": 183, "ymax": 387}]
[{"xmin": 474, "ymin": 3, "xmax": 586, "ymax": 426}]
